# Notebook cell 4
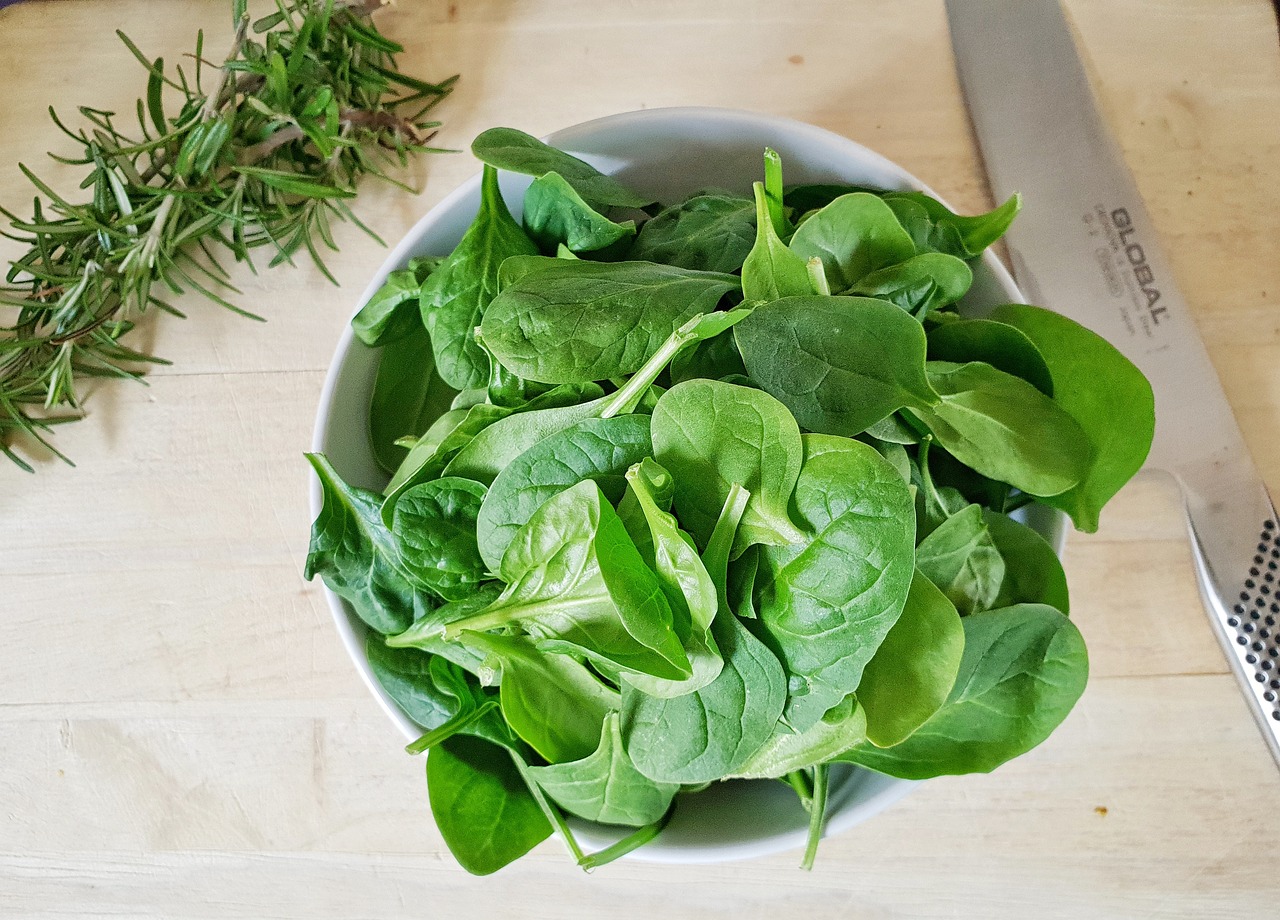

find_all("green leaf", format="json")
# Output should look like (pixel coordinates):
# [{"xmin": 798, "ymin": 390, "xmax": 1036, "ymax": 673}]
[
  {"xmin": 353, "ymin": 267, "xmax": 428, "ymax": 347},
  {"xmin": 446, "ymin": 481, "xmax": 691, "ymax": 682},
  {"xmin": 527, "ymin": 713, "xmax": 678, "ymax": 827},
  {"xmin": 392, "ymin": 477, "xmax": 488, "ymax": 602},
  {"xmin": 926, "ymin": 317, "xmax": 1054, "ymax": 396},
  {"xmin": 236, "ymin": 166, "xmax": 355, "ymax": 199},
  {"xmin": 882, "ymin": 191, "xmax": 1021, "ymax": 259},
  {"xmin": 915, "ymin": 503, "xmax": 1005, "ymax": 616},
  {"xmin": 303, "ymin": 453, "xmax": 414, "ymax": 635},
  {"xmin": 462, "ymin": 631, "xmax": 619, "ymax": 764},
  {"xmin": 522, "ymin": 171, "xmax": 636, "ymax": 253},
  {"xmin": 730, "ymin": 695, "xmax": 867, "ymax": 779},
  {"xmin": 480, "ymin": 260, "xmax": 740, "ymax": 384},
  {"xmin": 427, "ymin": 735, "xmax": 552, "ymax": 875},
  {"xmin": 418, "ymin": 164, "xmax": 539, "ymax": 389},
  {"xmin": 984, "ymin": 508, "xmax": 1070, "ymax": 613},
  {"xmin": 849, "ymin": 252, "xmax": 972, "ymax": 315},
  {"xmin": 475, "ymin": 414, "xmax": 653, "ymax": 572},
  {"xmin": 741, "ymin": 181, "xmax": 813, "ymax": 303},
  {"xmin": 629, "ymin": 193, "xmax": 756, "ymax": 273},
  {"xmin": 838, "ymin": 603, "xmax": 1087, "ymax": 778},
  {"xmin": 651, "ymin": 378, "xmax": 807, "ymax": 555},
  {"xmin": 752, "ymin": 434, "xmax": 917, "ymax": 730},
  {"xmin": 907, "ymin": 361, "xmax": 1091, "ymax": 498},
  {"xmin": 368, "ymin": 327, "xmax": 444, "ymax": 474},
  {"xmin": 735, "ymin": 295, "xmax": 939, "ymax": 436},
  {"xmin": 989, "ymin": 304, "xmax": 1155, "ymax": 531},
  {"xmin": 788, "ymin": 192, "xmax": 916, "ymax": 291},
  {"xmin": 857, "ymin": 571, "xmax": 964, "ymax": 747},
  {"xmin": 470, "ymin": 127, "xmax": 653, "ymax": 208}
]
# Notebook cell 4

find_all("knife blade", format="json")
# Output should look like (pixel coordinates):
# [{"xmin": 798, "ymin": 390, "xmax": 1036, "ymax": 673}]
[{"xmin": 945, "ymin": 0, "xmax": 1280, "ymax": 765}]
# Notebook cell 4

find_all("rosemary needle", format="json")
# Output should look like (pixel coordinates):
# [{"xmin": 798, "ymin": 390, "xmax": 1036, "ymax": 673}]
[{"xmin": 0, "ymin": 0, "xmax": 457, "ymax": 471}]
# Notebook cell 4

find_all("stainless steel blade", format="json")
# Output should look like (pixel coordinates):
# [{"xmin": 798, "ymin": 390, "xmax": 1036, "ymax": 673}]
[{"xmin": 946, "ymin": 0, "xmax": 1280, "ymax": 764}]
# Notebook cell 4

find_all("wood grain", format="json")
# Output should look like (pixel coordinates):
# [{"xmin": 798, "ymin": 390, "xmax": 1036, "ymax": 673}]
[{"xmin": 1, "ymin": 1, "xmax": 1278, "ymax": 917}]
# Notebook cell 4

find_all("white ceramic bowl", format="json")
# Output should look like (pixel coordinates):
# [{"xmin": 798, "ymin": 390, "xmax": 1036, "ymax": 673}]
[{"xmin": 311, "ymin": 106, "xmax": 1061, "ymax": 864}]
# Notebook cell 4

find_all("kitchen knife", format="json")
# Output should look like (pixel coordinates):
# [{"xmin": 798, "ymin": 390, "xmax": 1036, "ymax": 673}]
[{"xmin": 945, "ymin": 0, "xmax": 1280, "ymax": 765}]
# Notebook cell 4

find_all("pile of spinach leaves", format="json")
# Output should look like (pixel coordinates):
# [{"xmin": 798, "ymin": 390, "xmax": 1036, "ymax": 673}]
[{"xmin": 305, "ymin": 127, "xmax": 1154, "ymax": 874}]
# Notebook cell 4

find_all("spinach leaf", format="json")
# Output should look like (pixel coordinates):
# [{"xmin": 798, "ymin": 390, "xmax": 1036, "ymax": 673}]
[
  {"xmin": 735, "ymin": 295, "xmax": 939, "ymax": 437},
  {"xmin": 392, "ymin": 477, "xmax": 488, "ymax": 601},
  {"xmin": 849, "ymin": 252, "xmax": 972, "ymax": 315},
  {"xmin": 617, "ymin": 458, "xmax": 724, "ymax": 698},
  {"xmin": 838, "ymin": 603, "xmax": 1087, "ymax": 778},
  {"xmin": 385, "ymin": 584, "xmax": 503, "ymax": 675},
  {"xmin": 427, "ymin": 734, "xmax": 552, "ymax": 875},
  {"xmin": 369, "ymin": 329, "xmax": 451, "ymax": 474},
  {"xmin": 783, "ymin": 182, "xmax": 881, "ymax": 214},
  {"xmin": 907, "ymin": 361, "xmax": 1091, "ymax": 498},
  {"xmin": 882, "ymin": 191, "xmax": 1021, "ymax": 259},
  {"xmin": 304, "ymin": 453, "xmax": 414, "ymax": 634},
  {"xmin": 752, "ymin": 434, "xmax": 916, "ymax": 730},
  {"xmin": 446, "ymin": 481, "xmax": 691, "ymax": 681},
  {"xmin": 741, "ymin": 180, "xmax": 813, "ymax": 303},
  {"xmin": 462, "ymin": 631, "xmax": 618, "ymax": 764},
  {"xmin": 788, "ymin": 192, "xmax": 916, "ymax": 291},
  {"xmin": 731, "ymin": 695, "xmax": 867, "ymax": 779},
  {"xmin": 856, "ymin": 570, "xmax": 964, "ymax": 747},
  {"xmin": 352, "ymin": 262, "xmax": 433, "ymax": 347},
  {"xmin": 623, "ymin": 486, "xmax": 788, "ymax": 783},
  {"xmin": 419, "ymin": 164, "xmax": 539, "ymax": 389},
  {"xmin": 990, "ymin": 304, "xmax": 1155, "ymax": 531},
  {"xmin": 481, "ymin": 260, "xmax": 740, "ymax": 384},
  {"xmin": 668, "ymin": 326, "xmax": 746, "ymax": 384},
  {"xmin": 629, "ymin": 193, "xmax": 756, "ymax": 273},
  {"xmin": 926, "ymin": 317, "xmax": 1054, "ymax": 396},
  {"xmin": 915, "ymin": 503, "xmax": 1005, "ymax": 616},
  {"xmin": 651, "ymin": 378, "xmax": 807, "ymax": 554},
  {"xmin": 984, "ymin": 508, "xmax": 1070, "ymax": 613},
  {"xmin": 475, "ymin": 414, "xmax": 652, "ymax": 572},
  {"xmin": 522, "ymin": 171, "xmax": 636, "ymax": 254},
  {"xmin": 527, "ymin": 713, "xmax": 678, "ymax": 827},
  {"xmin": 470, "ymin": 126, "xmax": 652, "ymax": 208}
]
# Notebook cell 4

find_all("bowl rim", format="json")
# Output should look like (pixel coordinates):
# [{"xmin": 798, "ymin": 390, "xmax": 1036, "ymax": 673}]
[{"xmin": 309, "ymin": 105, "xmax": 1034, "ymax": 863}]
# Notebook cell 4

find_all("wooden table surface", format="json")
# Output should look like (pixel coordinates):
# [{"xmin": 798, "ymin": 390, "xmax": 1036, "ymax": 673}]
[{"xmin": 2, "ymin": 1, "xmax": 1279, "ymax": 917}]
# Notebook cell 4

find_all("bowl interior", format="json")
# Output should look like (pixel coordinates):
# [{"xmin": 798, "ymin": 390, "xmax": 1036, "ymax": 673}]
[{"xmin": 311, "ymin": 107, "xmax": 1054, "ymax": 864}]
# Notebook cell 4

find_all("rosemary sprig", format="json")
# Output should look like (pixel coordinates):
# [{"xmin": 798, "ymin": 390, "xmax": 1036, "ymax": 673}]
[{"xmin": 0, "ymin": 0, "xmax": 457, "ymax": 471}]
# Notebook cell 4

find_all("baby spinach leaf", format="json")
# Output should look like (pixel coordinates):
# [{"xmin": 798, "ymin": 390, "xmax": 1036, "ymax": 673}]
[
  {"xmin": 668, "ymin": 326, "xmax": 747, "ymax": 385},
  {"xmin": 527, "ymin": 713, "xmax": 678, "ymax": 827},
  {"xmin": 617, "ymin": 459, "xmax": 724, "ymax": 698},
  {"xmin": 741, "ymin": 180, "xmax": 813, "ymax": 303},
  {"xmin": 304, "ymin": 453, "xmax": 414, "ymax": 635},
  {"xmin": 462, "ymin": 631, "xmax": 619, "ymax": 764},
  {"xmin": 623, "ymin": 487, "xmax": 788, "ymax": 784},
  {"xmin": 419, "ymin": 164, "xmax": 539, "ymax": 389},
  {"xmin": 907, "ymin": 361, "xmax": 1091, "ymax": 498},
  {"xmin": 984, "ymin": 509, "xmax": 1070, "ymax": 613},
  {"xmin": 783, "ymin": 182, "xmax": 881, "ymax": 214},
  {"xmin": 352, "ymin": 267, "xmax": 425, "ymax": 347},
  {"xmin": 522, "ymin": 171, "xmax": 636, "ymax": 254},
  {"xmin": 882, "ymin": 191, "xmax": 1021, "ymax": 259},
  {"xmin": 926, "ymin": 317, "xmax": 1054, "ymax": 396},
  {"xmin": 369, "ymin": 329, "xmax": 450, "ymax": 474},
  {"xmin": 471, "ymin": 126, "xmax": 653, "ymax": 209},
  {"xmin": 427, "ymin": 734, "xmax": 552, "ymax": 875},
  {"xmin": 651, "ymin": 378, "xmax": 807, "ymax": 554},
  {"xmin": 990, "ymin": 304, "xmax": 1155, "ymax": 532},
  {"xmin": 385, "ymin": 584, "xmax": 503, "ymax": 675},
  {"xmin": 392, "ymin": 477, "xmax": 488, "ymax": 602},
  {"xmin": 849, "ymin": 252, "xmax": 972, "ymax": 315},
  {"xmin": 629, "ymin": 193, "xmax": 756, "ymax": 273},
  {"xmin": 788, "ymin": 192, "xmax": 916, "ymax": 291},
  {"xmin": 735, "ymin": 295, "xmax": 939, "ymax": 437},
  {"xmin": 481, "ymin": 260, "xmax": 739, "ymax": 384},
  {"xmin": 752, "ymin": 434, "xmax": 916, "ymax": 730},
  {"xmin": 856, "ymin": 571, "xmax": 964, "ymax": 747},
  {"xmin": 838, "ymin": 603, "xmax": 1087, "ymax": 778},
  {"xmin": 475, "ymin": 414, "xmax": 652, "ymax": 572},
  {"xmin": 915, "ymin": 503, "xmax": 1005, "ymax": 616},
  {"xmin": 447, "ymin": 481, "xmax": 691, "ymax": 681},
  {"xmin": 497, "ymin": 253, "xmax": 564, "ymax": 290},
  {"xmin": 730, "ymin": 695, "xmax": 867, "ymax": 779}
]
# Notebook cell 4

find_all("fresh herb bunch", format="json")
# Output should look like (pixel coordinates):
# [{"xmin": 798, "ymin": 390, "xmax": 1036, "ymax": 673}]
[
  {"xmin": 305, "ymin": 129, "xmax": 1155, "ymax": 874},
  {"xmin": 0, "ymin": 0, "xmax": 457, "ymax": 471}
]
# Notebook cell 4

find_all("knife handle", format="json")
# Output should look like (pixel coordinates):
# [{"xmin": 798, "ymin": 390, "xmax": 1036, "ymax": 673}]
[{"xmin": 1185, "ymin": 487, "xmax": 1280, "ymax": 766}]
